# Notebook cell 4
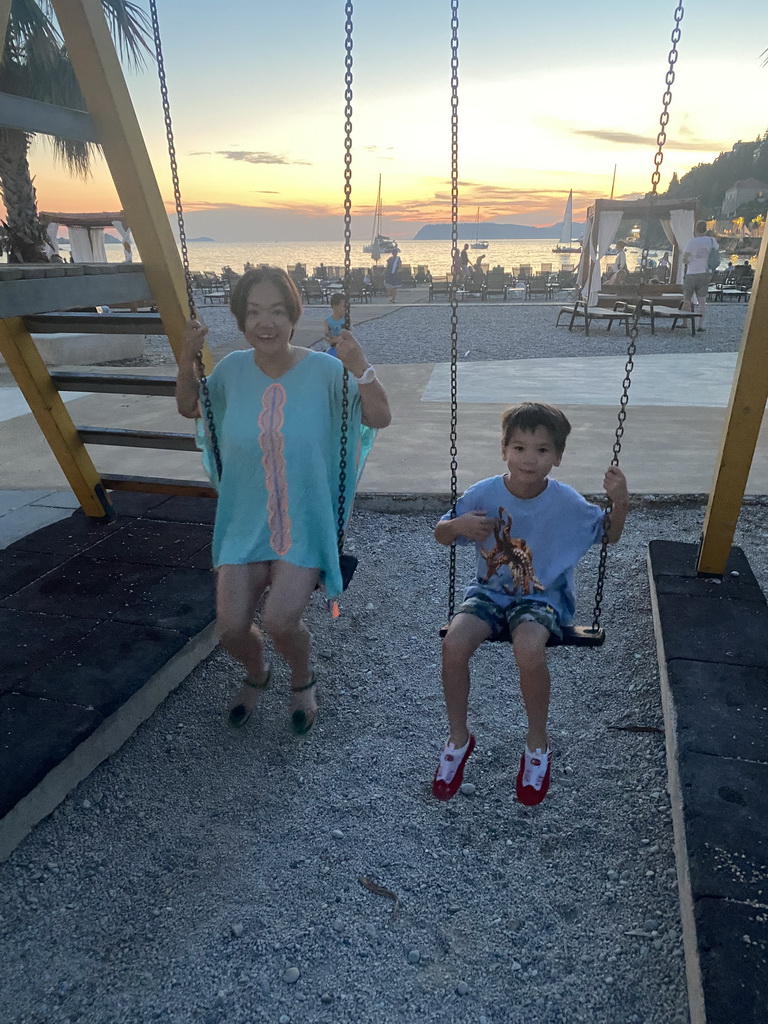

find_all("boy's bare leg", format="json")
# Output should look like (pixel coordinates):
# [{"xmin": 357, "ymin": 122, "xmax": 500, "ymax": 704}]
[
  {"xmin": 441, "ymin": 613, "xmax": 493, "ymax": 746},
  {"xmin": 511, "ymin": 620, "xmax": 552, "ymax": 751},
  {"xmin": 217, "ymin": 563, "xmax": 272, "ymax": 711}
]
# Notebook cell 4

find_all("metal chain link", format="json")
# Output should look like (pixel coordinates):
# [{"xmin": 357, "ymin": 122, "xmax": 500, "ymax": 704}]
[
  {"xmin": 148, "ymin": 0, "xmax": 222, "ymax": 481},
  {"xmin": 591, "ymin": 1, "xmax": 685, "ymax": 632},
  {"xmin": 337, "ymin": 1, "xmax": 354, "ymax": 558},
  {"xmin": 448, "ymin": 0, "xmax": 460, "ymax": 619}
]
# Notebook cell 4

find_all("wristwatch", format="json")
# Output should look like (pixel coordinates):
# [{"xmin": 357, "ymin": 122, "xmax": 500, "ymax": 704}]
[{"xmin": 354, "ymin": 365, "xmax": 377, "ymax": 385}]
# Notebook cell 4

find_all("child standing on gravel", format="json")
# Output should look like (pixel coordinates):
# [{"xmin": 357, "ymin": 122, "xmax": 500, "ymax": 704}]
[
  {"xmin": 432, "ymin": 403, "xmax": 628, "ymax": 806},
  {"xmin": 323, "ymin": 293, "xmax": 347, "ymax": 358}
]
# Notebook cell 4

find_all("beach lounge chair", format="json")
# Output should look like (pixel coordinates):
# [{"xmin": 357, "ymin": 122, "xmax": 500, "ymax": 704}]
[
  {"xmin": 302, "ymin": 279, "xmax": 325, "ymax": 304},
  {"xmin": 555, "ymin": 298, "xmax": 631, "ymax": 336},
  {"xmin": 483, "ymin": 268, "xmax": 506, "ymax": 301},
  {"xmin": 526, "ymin": 274, "xmax": 554, "ymax": 300},
  {"xmin": 637, "ymin": 298, "xmax": 701, "ymax": 336},
  {"xmin": 429, "ymin": 278, "xmax": 453, "ymax": 302}
]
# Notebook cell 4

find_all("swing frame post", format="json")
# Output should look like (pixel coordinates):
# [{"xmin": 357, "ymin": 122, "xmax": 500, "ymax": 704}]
[
  {"xmin": 0, "ymin": 0, "xmax": 11, "ymax": 54},
  {"xmin": 697, "ymin": 227, "xmax": 768, "ymax": 576}
]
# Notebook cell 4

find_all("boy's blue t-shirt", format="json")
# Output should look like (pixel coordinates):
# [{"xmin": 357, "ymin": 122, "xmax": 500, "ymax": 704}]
[
  {"xmin": 441, "ymin": 476, "xmax": 605, "ymax": 625},
  {"xmin": 326, "ymin": 313, "xmax": 345, "ymax": 337}
]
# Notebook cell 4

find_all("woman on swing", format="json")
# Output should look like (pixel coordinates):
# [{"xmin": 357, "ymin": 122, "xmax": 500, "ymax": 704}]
[{"xmin": 176, "ymin": 267, "xmax": 391, "ymax": 733}]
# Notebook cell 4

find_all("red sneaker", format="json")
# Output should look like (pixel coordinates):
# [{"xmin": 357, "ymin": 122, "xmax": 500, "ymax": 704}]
[
  {"xmin": 432, "ymin": 734, "xmax": 476, "ymax": 801},
  {"xmin": 515, "ymin": 747, "xmax": 552, "ymax": 806}
]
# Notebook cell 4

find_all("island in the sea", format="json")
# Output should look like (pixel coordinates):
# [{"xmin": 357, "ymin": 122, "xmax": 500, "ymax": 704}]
[
  {"xmin": 189, "ymin": 236, "xmax": 215, "ymax": 242},
  {"xmin": 413, "ymin": 222, "xmax": 581, "ymax": 240}
]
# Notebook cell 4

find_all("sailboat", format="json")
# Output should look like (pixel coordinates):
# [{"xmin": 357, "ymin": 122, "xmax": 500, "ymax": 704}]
[
  {"xmin": 552, "ymin": 190, "xmax": 582, "ymax": 254},
  {"xmin": 363, "ymin": 175, "xmax": 398, "ymax": 257},
  {"xmin": 470, "ymin": 207, "xmax": 489, "ymax": 249}
]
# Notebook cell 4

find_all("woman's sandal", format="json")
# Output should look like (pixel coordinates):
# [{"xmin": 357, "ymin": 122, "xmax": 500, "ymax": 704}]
[
  {"xmin": 227, "ymin": 666, "xmax": 272, "ymax": 729},
  {"xmin": 290, "ymin": 674, "xmax": 317, "ymax": 736}
]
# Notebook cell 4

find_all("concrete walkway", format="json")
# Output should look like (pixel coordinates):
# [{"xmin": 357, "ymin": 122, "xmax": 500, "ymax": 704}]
[{"xmin": 1, "ymin": 353, "xmax": 766, "ymax": 504}]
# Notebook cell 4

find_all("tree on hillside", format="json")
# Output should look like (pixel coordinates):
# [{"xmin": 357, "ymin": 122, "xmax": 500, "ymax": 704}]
[
  {"xmin": 663, "ymin": 134, "xmax": 768, "ymax": 219},
  {"xmin": 0, "ymin": 0, "xmax": 151, "ymax": 262}
]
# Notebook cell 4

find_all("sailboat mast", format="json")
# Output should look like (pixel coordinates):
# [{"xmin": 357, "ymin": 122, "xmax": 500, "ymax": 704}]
[{"xmin": 370, "ymin": 174, "xmax": 382, "ymax": 246}]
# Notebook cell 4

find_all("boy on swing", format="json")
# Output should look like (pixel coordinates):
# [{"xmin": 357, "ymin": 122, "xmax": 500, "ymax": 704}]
[{"xmin": 432, "ymin": 403, "xmax": 628, "ymax": 805}]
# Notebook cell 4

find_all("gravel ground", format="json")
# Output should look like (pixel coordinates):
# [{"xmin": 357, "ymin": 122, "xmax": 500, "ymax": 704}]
[
  {"xmin": 2, "ymin": 499, "xmax": 767, "ymax": 1024},
  {"xmin": 102, "ymin": 293, "xmax": 749, "ymax": 369}
]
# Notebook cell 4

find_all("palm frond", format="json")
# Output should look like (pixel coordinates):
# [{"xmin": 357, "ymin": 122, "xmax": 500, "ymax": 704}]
[{"xmin": 98, "ymin": 0, "xmax": 154, "ymax": 70}]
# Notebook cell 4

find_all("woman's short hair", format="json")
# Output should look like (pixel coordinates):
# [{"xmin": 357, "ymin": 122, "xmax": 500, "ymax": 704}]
[
  {"xmin": 230, "ymin": 267, "xmax": 303, "ymax": 331},
  {"xmin": 501, "ymin": 403, "xmax": 572, "ymax": 453}
]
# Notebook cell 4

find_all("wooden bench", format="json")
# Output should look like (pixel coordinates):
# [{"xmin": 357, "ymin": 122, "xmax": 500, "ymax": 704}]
[{"xmin": 555, "ymin": 299, "xmax": 630, "ymax": 337}]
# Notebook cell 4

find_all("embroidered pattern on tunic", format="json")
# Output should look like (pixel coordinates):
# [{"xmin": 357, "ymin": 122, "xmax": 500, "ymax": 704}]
[{"xmin": 258, "ymin": 383, "xmax": 291, "ymax": 556}]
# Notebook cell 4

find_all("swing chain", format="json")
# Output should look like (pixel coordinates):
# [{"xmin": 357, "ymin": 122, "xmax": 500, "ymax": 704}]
[
  {"xmin": 448, "ymin": 0, "xmax": 460, "ymax": 619},
  {"xmin": 337, "ymin": 2, "xmax": 354, "ymax": 557},
  {"xmin": 148, "ymin": 0, "xmax": 222, "ymax": 481},
  {"xmin": 591, "ymin": 1, "xmax": 684, "ymax": 633},
  {"xmin": 652, "ymin": 2, "xmax": 685, "ymax": 194}
]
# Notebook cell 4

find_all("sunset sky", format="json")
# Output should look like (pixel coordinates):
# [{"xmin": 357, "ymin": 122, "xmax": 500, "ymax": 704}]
[{"xmin": 20, "ymin": 0, "xmax": 768, "ymax": 240}]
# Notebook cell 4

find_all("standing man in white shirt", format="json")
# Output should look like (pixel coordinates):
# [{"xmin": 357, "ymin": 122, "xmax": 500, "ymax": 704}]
[{"xmin": 681, "ymin": 220, "xmax": 719, "ymax": 332}]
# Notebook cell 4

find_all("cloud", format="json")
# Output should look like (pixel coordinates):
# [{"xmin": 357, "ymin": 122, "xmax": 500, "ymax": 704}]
[
  {"xmin": 572, "ymin": 128, "xmax": 724, "ymax": 151},
  {"xmin": 363, "ymin": 145, "xmax": 395, "ymax": 152},
  {"xmin": 190, "ymin": 150, "xmax": 311, "ymax": 166},
  {"xmin": 253, "ymin": 190, "xmax": 280, "ymax": 194}
]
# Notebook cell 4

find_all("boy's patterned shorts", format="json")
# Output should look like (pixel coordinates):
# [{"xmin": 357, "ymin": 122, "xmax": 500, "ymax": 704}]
[{"xmin": 457, "ymin": 593, "xmax": 563, "ymax": 641}]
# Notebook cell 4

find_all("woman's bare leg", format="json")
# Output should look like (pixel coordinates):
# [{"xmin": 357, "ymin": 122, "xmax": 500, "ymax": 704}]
[
  {"xmin": 261, "ymin": 561, "xmax": 320, "ymax": 714},
  {"xmin": 217, "ymin": 562, "xmax": 271, "ymax": 712}
]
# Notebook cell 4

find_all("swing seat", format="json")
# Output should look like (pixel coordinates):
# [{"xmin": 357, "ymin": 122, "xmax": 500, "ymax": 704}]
[{"xmin": 438, "ymin": 623, "xmax": 605, "ymax": 647}]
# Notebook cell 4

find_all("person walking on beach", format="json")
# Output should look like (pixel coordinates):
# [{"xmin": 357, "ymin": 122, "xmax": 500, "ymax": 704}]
[
  {"xmin": 384, "ymin": 248, "xmax": 402, "ymax": 302},
  {"xmin": 681, "ymin": 220, "xmax": 719, "ymax": 332},
  {"xmin": 459, "ymin": 243, "xmax": 470, "ymax": 280},
  {"xmin": 176, "ymin": 267, "xmax": 391, "ymax": 734},
  {"xmin": 323, "ymin": 293, "xmax": 347, "ymax": 358},
  {"xmin": 431, "ymin": 402, "xmax": 628, "ymax": 806}
]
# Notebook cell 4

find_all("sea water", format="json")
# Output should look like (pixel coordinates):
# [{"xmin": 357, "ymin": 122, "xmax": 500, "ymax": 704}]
[{"xmin": 89, "ymin": 239, "xmax": 584, "ymax": 276}]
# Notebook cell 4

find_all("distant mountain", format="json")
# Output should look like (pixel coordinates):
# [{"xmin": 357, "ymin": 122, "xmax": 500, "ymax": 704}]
[
  {"xmin": 413, "ymin": 222, "xmax": 583, "ymax": 240},
  {"xmin": 189, "ymin": 236, "xmax": 215, "ymax": 242}
]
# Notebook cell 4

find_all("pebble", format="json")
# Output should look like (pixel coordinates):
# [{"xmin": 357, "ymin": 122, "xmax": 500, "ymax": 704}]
[
  {"xmin": 320, "ymin": 992, "xmax": 333, "ymax": 1004},
  {"xmin": 283, "ymin": 967, "xmax": 300, "ymax": 984},
  {"xmin": 456, "ymin": 981, "xmax": 469, "ymax": 996},
  {"xmin": 259, "ymin": 979, "xmax": 271, "ymax": 997},
  {"xmin": 511, "ymin": 961, "xmax": 522, "ymax": 972},
  {"xmin": 230, "ymin": 922, "xmax": 243, "ymax": 937},
  {"xmin": 332, "ymin": 918, "xmax": 344, "ymax": 933},
  {"xmin": 331, "ymin": 829, "xmax": 344, "ymax": 840},
  {"xmin": 460, "ymin": 783, "xmax": 476, "ymax": 796},
  {"xmin": 407, "ymin": 949, "xmax": 420, "ymax": 964},
  {"xmin": 279, "ymin": 1017, "xmax": 290, "ymax": 1024}
]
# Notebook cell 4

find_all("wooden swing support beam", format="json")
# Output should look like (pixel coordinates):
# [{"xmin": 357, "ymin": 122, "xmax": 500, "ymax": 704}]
[
  {"xmin": 698, "ymin": 226, "xmax": 768, "ymax": 575},
  {"xmin": 0, "ymin": 0, "xmax": 213, "ymax": 517}
]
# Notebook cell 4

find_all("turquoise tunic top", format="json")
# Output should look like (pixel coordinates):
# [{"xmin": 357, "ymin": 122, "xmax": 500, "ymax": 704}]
[{"xmin": 196, "ymin": 348, "xmax": 374, "ymax": 597}]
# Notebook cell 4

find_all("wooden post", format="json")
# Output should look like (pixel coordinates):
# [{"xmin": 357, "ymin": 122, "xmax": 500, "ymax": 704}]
[
  {"xmin": 0, "ymin": 317, "xmax": 112, "ymax": 518},
  {"xmin": 698, "ymin": 228, "xmax": 768, "ymax": 574},
  {"xmin": 0, "ymin": 0, "xmax": 12, "ymax": 55},
  {"xmin": 49, "ymin": 0, "xmax": 212, "ymax": 371}
]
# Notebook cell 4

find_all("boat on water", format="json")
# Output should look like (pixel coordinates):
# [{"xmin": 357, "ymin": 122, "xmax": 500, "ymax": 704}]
[
  {"xmin": 363, "ymin": 175, "xmax": 398, "ymax": 257},
  {"xmin": 552, "ymin": 190, "xmax": 581, "ymax": 254},
  {"xmin": 470, "ymin": 207, "xmax": 489, "ymax": 249}
]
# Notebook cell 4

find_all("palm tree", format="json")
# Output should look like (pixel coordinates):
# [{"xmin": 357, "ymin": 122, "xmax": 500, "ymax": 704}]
[{"xmin": 0, "ymin": 0, "xmax": 151, "ymax": 262}]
